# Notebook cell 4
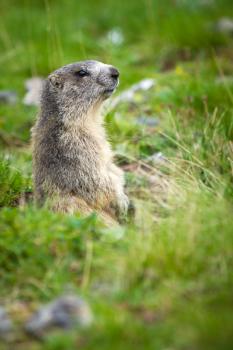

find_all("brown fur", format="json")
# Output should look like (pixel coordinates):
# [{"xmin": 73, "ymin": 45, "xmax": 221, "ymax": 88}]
[{"xmin": 32, "ymin": 60, "xmax": 129, "ymax": 223}]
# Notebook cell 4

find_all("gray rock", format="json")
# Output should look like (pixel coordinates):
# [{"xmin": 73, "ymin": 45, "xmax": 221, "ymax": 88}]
[
  {"xmin": 215, "ymin": 17, "xmax": 233, "ymax": 35},
  {"xmin": 0, "ymin": 306, "xmax": 13, "ymax": 338},
  {"xmin": 146, "ymin": 152, "xmax": 168, "ymax": 165},
  {"xmin": 25, "ymin": 294, "xmax": 92, "ymax": 337},
  {"xmin": 23, "ymin": 77, "xmax": 44, "ymax": 106},
  {"xmin": 0, "ymin": 91, "xmax": 17, "ymax": 105},
  {"xmin": 136, "ymin": 116, "xmax": 159, "ymax": 127}
]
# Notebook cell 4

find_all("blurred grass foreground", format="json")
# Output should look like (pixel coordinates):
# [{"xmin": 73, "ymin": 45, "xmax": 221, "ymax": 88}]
[{"xmin": 0, "ymin": 0, "xmax": 233, "ymax": 349}]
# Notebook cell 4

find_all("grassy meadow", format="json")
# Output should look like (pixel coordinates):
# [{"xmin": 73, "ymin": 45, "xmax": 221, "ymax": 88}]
[{"xmin": 0, "ymin": 0, "xmax": 233, "ymax": 349}]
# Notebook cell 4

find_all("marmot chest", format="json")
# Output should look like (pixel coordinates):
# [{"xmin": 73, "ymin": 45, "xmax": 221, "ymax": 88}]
[{"xmin": 60, "ymin": 126, "xmax": 113, "ymax": 165}]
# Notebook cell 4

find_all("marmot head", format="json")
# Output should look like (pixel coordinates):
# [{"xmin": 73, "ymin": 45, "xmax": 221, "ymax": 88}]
[{"xmin": 41, "ymin": 60, "xmax": 119, "ymax": 124}]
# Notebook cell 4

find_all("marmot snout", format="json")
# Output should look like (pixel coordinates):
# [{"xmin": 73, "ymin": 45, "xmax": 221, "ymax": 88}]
[{"xmin": 32, "ymin": 60, "xmax": 129, "ymax": 223}]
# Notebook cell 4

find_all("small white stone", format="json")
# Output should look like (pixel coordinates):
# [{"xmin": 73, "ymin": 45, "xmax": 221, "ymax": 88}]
[
  {"xmin": 25, "ymin": 294, "xmax": 92, "ymax": 337},
  {"xmin": 216, "ymin": 17, "xmax": 233, "ymax": 34},
  {"xmin": 107, "ymin": 28, "xmax": 124, "ymax": 45},
  {"xmin": 23, "ymin": 77, "xmax": 44, "ymax": 106}
]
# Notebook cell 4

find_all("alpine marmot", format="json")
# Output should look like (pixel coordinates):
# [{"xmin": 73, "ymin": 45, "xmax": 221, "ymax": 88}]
[{"xmin": 31, "ymin": 60, "xmax": 129, "ymax": 223}]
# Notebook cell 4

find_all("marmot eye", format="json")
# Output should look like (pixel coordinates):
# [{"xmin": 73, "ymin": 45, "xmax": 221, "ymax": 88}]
[{"xmin": 75, "ymin": 69, "xmax": 89, "ymax": 77}]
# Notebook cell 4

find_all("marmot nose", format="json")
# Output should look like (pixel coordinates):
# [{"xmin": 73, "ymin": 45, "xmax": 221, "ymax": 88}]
[{"xmin": 110, "ymin": 67, "xmax": 119, "ymax": 80}]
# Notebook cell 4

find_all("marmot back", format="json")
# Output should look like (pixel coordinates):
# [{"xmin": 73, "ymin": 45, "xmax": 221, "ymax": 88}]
[{"xmin": 32, "ymin": 60, "xmax": 129, "ymax": 223}]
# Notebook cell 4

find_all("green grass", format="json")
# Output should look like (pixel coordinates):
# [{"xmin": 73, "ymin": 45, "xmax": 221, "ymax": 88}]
[{"xmin": 0, "ymin": 0, "xmax": 233, "ymax": 349}]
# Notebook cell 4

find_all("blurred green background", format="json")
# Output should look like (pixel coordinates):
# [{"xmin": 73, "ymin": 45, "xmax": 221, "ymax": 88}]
[{"xmin": 0, "ymin": 1, "xmax": 233, "ymax": 349}]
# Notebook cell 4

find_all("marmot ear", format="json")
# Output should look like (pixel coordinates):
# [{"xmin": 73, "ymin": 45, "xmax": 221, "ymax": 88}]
[{"xmin": 48, "ymin": 73, "xmax": 63, "ymax": 89}]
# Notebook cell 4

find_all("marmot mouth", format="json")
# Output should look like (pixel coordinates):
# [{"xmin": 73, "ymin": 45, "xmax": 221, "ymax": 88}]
[
  {"xmin": 102, "ymin": 87, "xmax": 116, "ymax": 98},
  {"xmin": 104, "ymin": 88, "xmax": 115, "ymax": 94}
]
